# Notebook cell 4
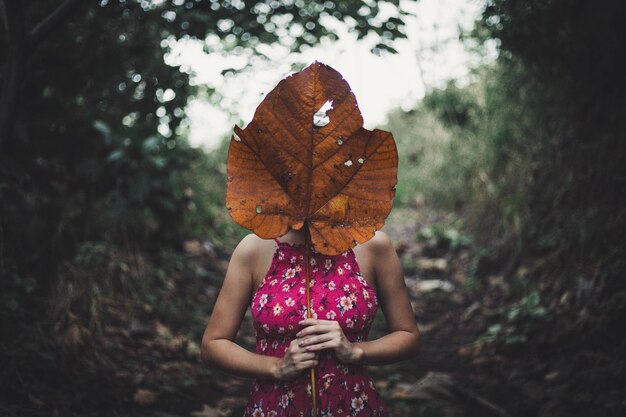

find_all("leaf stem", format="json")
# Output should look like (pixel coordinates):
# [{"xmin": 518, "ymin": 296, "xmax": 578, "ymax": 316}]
[{"xmin": 303, "ymin": 221, "xmax": 318, "ymax": 417}]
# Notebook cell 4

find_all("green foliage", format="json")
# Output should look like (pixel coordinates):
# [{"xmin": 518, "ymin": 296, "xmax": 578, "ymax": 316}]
[
  {"xmin": 384, "ymin": 107, "xmax": 464, "ymax": 208},
  {"xmin": 0, "ymin": 272, "xmax": 38, "ymax": 319},
  {"xmin": 178, "ymin": 136, "xmax": 249, "ymax": 250},
  {"xmin": 479, "ymin": 289, "xmax": 547, "ymax": 345},
  {"xmin": 389, "ymin": 53, "xmax": 624, "ymax": 287},
  {"xmin": 460, "ymin": 275, "xmax": 484, "ymax": 294},
  {"xmin": 473, "ymin": 0, "xmax": 626, "ymax": 266},
  {"xmin": 102, "ymin": 121, "xmax": 204, "ymax": 240},
  {"xmin": 387, "ymin": 0, "xmax": 625, "ymax": 298},
  {"xmin": 423, "ymin": 81, "xmax": 482, "ymax": 130},
  {"xmin": 379, "ymin": 3, "xmax": 626, "ymax": 372},
  {"xmin": 0, "ymin": 0, "xmax": 413, "ymax": 286},
  {"xmin": 1, "ymin": 9, "xmax": 415, "ymax": 405},
  {"xmin": 0, "ymin": 116, "xmax": 204, "ymax": 287},
  {"xmin": 418, "ymin": 223, "xmax": 472, "ymax": 250}
]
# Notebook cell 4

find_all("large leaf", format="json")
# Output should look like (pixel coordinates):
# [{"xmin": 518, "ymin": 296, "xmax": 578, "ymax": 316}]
[{"xmin": 226, "ymin": 61, "xmax": 398, "ymax": 255}]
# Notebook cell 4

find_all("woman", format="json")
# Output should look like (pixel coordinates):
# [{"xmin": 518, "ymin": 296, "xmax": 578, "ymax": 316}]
[{"xmin": 201, "ymin": 227, "xmax": 420, "ymax": 416}]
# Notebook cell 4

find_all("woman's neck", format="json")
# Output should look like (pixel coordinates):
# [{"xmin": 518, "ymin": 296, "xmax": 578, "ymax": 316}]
[{"xmin": 280, "ymin": 228, "xmax": 306, "ymax": 245}]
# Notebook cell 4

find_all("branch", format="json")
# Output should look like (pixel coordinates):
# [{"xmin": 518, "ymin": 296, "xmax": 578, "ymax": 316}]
[{"xmin": 27, "ymin": 0, "xmax": 83, "ymax": 49}]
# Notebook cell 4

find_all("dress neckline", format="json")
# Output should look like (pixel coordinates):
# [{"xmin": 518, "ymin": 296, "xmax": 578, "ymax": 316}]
[
  {"xmin": 273, "ymin": 238, "xmax": 359, "ymax": 258},
  {"xmin": 273, "ymin": 238, "xmax": 306, "ymax": 249}
]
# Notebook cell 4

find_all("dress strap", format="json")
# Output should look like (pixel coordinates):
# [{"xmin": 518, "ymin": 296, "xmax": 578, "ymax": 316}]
[{"xmin": 273, "ymin": 238, "xmax": 309, "ymax": 250}]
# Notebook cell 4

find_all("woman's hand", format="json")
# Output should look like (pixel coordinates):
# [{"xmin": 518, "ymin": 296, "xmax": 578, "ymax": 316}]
[
  {"xmin": 296, "ymin": 319, "xmax": 364, "ymax": 364},
  {"xmin": 271, "ymin": 338, "xmax": 319, "ymax": 381}
]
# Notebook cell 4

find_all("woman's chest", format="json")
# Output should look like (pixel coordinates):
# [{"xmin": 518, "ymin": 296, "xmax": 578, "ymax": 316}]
[
  {"xmin": 252, "ymin": 244, "xmax": 376, "ymax": 295},
  {"xmin": 250, "ymin": 249, "xmax": 379, "ymax": 337}
]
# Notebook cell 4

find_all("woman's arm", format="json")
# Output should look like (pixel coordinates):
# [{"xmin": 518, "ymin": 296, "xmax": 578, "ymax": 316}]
[
  {"xmin": 298, "ymin": 231, "xmax": 421, "ymax": 365},
  {"xmin": 200, "ymin": 234, "xmax": 318, "ymax": 380},
  {"xmin": 200, "ymin": 234, "xmax": 276, "ymax": 378},
  {"xmin": 353, "ymin": 230, "xmax": 421, "ymax": 364}
]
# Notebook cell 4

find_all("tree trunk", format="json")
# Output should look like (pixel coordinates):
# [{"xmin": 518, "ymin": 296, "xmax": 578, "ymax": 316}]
[
  {"xmin": 0, "ymin": 0, "xmax": 84, "ymax": 150},
  {"xmin": 0, "ymin": 0, "xmax": 26, "ymax": 150}
]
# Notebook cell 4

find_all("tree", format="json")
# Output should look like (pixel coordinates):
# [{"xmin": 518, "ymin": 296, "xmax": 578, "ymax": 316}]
[
  {"xmin": 0, "ymin": 0, "xmax": 412, "ymax": 290},
  {"xmin": 476, "ymin": 0, "xmax": 626, "ymax": 264}
]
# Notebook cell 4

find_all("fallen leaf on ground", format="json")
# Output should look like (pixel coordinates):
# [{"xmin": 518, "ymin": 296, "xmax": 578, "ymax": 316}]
[
  {"xmin": 133, "ymin": 388, "xmax": 158, "ymax": 405},
  {"xmin": 416, "ymin": 258, "xmax": 448, "ymax": 271},
  {"xmin": 191, "ymin": 404, "xmax": 229, "ymax": 417},
  {"xmin": 413, "ymin": 279, "xmax": 454, "ymax": 293}
]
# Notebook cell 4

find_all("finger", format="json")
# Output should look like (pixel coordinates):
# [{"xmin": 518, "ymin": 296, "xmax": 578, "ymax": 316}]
[
  {"xmin": 303, "ymin": 339, "xmax": 340, "ymax": 351},
  {"xmin": 296, "ymin": 359, "xmax": 318, "ymax": 370},
  {"xmin": 298, "ymin": 318, "xmax": 320, "ymax": 326},
  {"xmin": 287, "ymin": 339, "xmax": 300, "ymax": 350},
  {"xmin": 294, "ymin": 352, "xmax": 317, "ymax": 362},
  {"xmin": 299, "ymin": 333, "xmax": 335, "ymax": 347},
  {"xmin": 299, "ymin": 319, "xmax": 336, "ymax": 326},
  {"xmin": 299, "ymin": 319, "xmax": 342, "ymax": 334},
  {"xmin": 296, "ymin": 324, "xmax": 334, "ymax": 337},
  {"xmin": 288, "ymin": 343, "xmax": 308, "ymax": 354}
]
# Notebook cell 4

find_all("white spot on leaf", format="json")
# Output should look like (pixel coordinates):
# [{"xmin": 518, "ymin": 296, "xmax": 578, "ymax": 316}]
[
  {"xmin": 344, "ymin": 160, "xmax": 353, "ymax": 167},
  {"xmin": 256, "ymin": 205, "xmax": 262, "ymax": 213},
  {"xmin": 358, "ymin": 158, "xmax": 365, "ymax": 164},
  {"xmin": 313, "ymin": 99, "xmax": 333, "ymax": 127}
]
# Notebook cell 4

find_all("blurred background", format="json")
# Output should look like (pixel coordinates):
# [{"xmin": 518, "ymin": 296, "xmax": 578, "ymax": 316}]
[{"xmin": 1, "ymin": 1, "xmax": 625, "ymax": 416}]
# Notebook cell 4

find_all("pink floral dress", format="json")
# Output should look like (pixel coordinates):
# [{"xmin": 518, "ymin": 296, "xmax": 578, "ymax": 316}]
[{"xmin": 243, "ymin": 238, "xmax": 390, "ymax": 417}]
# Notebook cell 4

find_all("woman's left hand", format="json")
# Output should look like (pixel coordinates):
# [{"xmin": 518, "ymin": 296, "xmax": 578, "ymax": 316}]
[{"xmin": 296, "ymin": 319, "xmax": 363, "ymax": 364}]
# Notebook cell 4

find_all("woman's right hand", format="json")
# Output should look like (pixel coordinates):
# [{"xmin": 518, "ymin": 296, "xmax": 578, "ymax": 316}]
[{"xmin": 270, "ymin": 338, "xmax": 318, "ymax": 380}]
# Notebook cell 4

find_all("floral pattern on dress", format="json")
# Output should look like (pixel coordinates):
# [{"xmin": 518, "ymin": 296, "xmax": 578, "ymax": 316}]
[{"xmin": 243, "ymin": 239, "xmax": 389, "ymax": 417}]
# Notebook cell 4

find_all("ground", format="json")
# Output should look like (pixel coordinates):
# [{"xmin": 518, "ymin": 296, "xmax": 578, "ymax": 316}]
[{"xmin": 2, "ymin": 208, "xmax": 624, "ymax": 417}]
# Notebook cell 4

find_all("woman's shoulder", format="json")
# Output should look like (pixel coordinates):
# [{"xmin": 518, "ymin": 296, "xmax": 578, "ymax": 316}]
[
  {"xmin": 352, "ymin": 230, "xmax": 395, "ymax": 281},
  {"xmin": 231, "ymin": 233, "xmax": 275, "ymax": 262},
  {"xmin": 234, "ymin": 232, "xmax": 267, "ymax": 251},
  {"xmin": 357, "ymin": 230, "xmax": 394, "ymax": 254},
  {"xmin": 233, "ymin": 230, "xmax": 394, "ymax": 259}
]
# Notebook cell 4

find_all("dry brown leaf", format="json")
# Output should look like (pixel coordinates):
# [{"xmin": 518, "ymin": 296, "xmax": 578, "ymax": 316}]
[
  {"xmin": 226, "ymin": 61, "xmax": 398, "ymax": 255},
  {"xmin": 133, "ymin": 388, "xmax": 158, "ymax": 405}
]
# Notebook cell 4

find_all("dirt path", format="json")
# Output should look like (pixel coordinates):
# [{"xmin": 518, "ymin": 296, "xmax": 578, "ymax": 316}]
[
  {"xmin": 97, "ymin": 207, "xmax": 513, "ymax": 417},
  {"xmin": 124, "ymin": 206, "xmax": 520, "ymax": 417}
]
